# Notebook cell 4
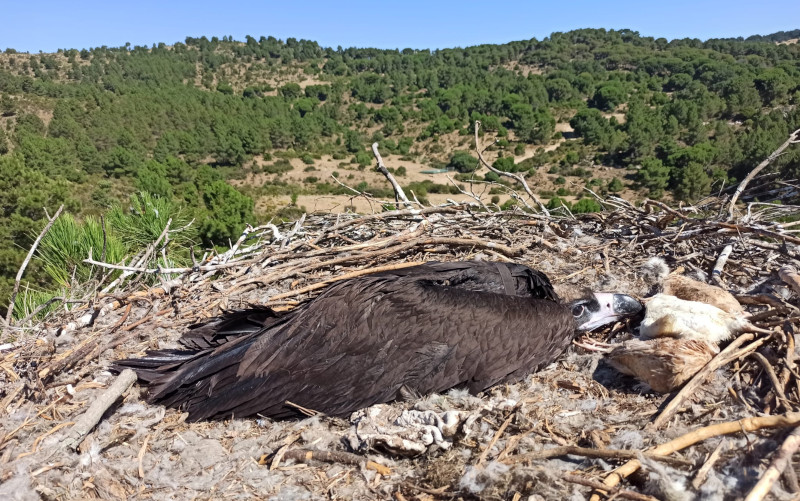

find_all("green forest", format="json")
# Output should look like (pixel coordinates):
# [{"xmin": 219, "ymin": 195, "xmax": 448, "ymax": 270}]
[{"xmin": 1, "ymin": 28, "xmax": 800, "ymax": 317}]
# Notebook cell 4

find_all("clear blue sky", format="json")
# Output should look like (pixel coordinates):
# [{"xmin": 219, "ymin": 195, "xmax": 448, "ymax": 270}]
[{"xmin": 3, "ymin": 0, "xmax": 799, "ymax": 53}]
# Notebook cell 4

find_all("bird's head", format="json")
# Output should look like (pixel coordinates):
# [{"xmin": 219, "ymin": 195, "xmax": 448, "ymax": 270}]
[{"xmin": 569, "ymin": 292, "xmax": 643, "ymax": 331}]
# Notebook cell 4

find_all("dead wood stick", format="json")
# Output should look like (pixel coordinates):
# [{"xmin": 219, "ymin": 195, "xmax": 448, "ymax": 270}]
[
  {"xmin": 780, "ymin": 266, "xmax": 800, "ymax": 297},
  {"xmin": 267, "ymin": 261, "xmax": 426, "ymax": 302},
  {"xmin": 651, "ymin": 333, "xmax": 766, "ymax": 429},
  {"xmin": 713, "ymin": 222, "xmax": 800, "ymax": 245},
  {"xmin": 691, "ymin": 439, "xmax": 727, "ymax": 489},
  {"xmin": 309, "ymin": 206, "xmax": 463, "ymax": 245},
  {"xmin": 63, "ymin": 369, "xmax": 137, "ymax": 451},
  {"xmin": 474, "ymin": 121, "xmax": 549, "ymax": 216},
  {"xmin": 562, "ymin": 473, "xmax": 659, "ymax": 501},
  {"xmin": 477, "ymin": 407, "xmax": 516, "ymax": 466},
  {"xmin": 38, "ymin": 304, "xmax": 154, "ymax": 382},
  {"xmin": 280, "ymin": 449, "xmax": 391, "ymax": 475},
  {"xmin": 728, "ymin": 127, "xmax": 800, "ymax": 221},
  {"xmin": 504, "ymin": 445, "xmax": 690, "ymax": 467},
  {"xmin": 711, "ymin": 243, "xmax": 734, "ymax": 284},
  {"xmin": 138, "ymin": 433, "xmax": 151, "ymax": 479},
  {"xmin": 744, "ymin": 426, "xmax": 800, "ymax": 501},
  {"xmin": 232, "ymin": 236, "xmax": 523, "ymax": 294},
  {"xmin": 4, "ymin": 204, "xmax": 64, "ymax": 332},
  {"xmin": 372, "ymin": 142, "xmax": 413, "ymax": 209},
  {"xmin": 53, "ymin": 277, "xmax": 183, "ymax": 339},
  {"xmin": 592, "ymin": 412, "xmax": 800, "ymax": 501},
  {"xmin": 750, "ymin": 352, "xmax": 790, "ymax": 412}
]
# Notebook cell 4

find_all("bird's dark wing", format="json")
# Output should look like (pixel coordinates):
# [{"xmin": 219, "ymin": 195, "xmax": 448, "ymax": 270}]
[
  {"xmin": 366, "ymin": 260, "xmax": 559, "ymax": 300},
  {"xmin": 179, "ymin": 306, "xmax": 284, "ymax": 350},
  {"xmin": 122, "ymin": 268, "xmax": 574, "ymax": 422}
]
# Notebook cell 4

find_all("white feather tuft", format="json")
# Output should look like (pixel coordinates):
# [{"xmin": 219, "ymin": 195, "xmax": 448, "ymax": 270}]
[{"xmin": 641, "ymin": 257, "xmax": 670, "ymax": 284}]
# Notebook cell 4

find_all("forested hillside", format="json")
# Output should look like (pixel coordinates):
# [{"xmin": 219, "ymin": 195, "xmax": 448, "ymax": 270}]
[{"xmin": 1, "ymin": 28, "xmax": 799, "ymax": 314}]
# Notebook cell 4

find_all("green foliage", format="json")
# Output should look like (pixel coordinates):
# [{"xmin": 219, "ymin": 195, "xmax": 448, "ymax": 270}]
[
  {"xmin": 0, "ymin": 94, "xmax": 15, "ymax": 116},
  {"xmin": 676, "ymin": 163, "xmax": 712, "ymax": 202},
  {"xmin": 216, "ymin": 81, "xmax": 234, "ymax": 95},
  {"xmin": 572, "ymin": 198, "xmax": 603, "ymax": 213},
  {"xmin": 136, "ymin": 160, "xmax": 173, "ymax": 198},
  {"xmin": 591, "ymin": 82, "xmax": 626, "ymax": 111},
  {"xmin": 107, "ymin": 192, "xmax": 196, "ymax": 250},
  {"xmin": 3, "ymin": 28, "xmax": 800, "ymax": 311},
  {"xmin": 637, "ymin": 158, "xmax": 671, "ymax": 198},
  {"xmin": 263, "ymin": 159, "xmax": 294, "ymax": 174},
  {"xmin": 546, "ymin": 196, "xmax": 571, "ymax": 210},
  {"xmin": 492, "ymin": 156, "xmax": 516, "ymax": 172},
  {"xmin": 447, "ymin": 151, "xmax": 478, "ymax": 173},
  {"xmin": 198, "ymin": 181, "xmax": 255, "ymax": 246},
  {"xmin": 569, "ymin": 108, "xmax": 620, "ymax": 151},
  {"xmin": 279, "ymin": 83, "xmax": 303, "ymax": 99},
  {"xmin": 607, "ymin": 177, "xmax": 624, "ymax": 193},
  {"xmin": 37, "ymin": 213, "xmax": 126, "ymax": 288},
  {"xmin": 12, "ymin": 287, "xmax": 64, "ymax": 322}
]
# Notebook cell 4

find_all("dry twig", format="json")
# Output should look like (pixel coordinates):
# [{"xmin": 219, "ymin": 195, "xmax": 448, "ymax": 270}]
[
  {"xmin": 474, "ymin": 121, "xmax": 549, "ymax": 215},
  {"xmin": 4, "ymin": 204, "xmax": 64, "ymax": 333},
  {"xmin": 744, "ymin": 426, "xmax": 800, "ymax": 501},
  {"xmin": 728, "ymin": 128, "xmax": 800, "ymax": 221},
  {"xmin": 279, "ymin": 448, "xmax": 390, "ymax": 475},
  {"xmin": 650, "ymin": 333, "xmax": 767, "ymax": 429},
  {"xmin": 593, "ymin": 412, "xmax": 800, "ymax": 500}
]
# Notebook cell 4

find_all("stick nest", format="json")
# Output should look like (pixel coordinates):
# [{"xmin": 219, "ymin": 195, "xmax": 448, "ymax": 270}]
[{"xmin": 1, "ymin": 196, "xmax": 799, "ymax": 501}]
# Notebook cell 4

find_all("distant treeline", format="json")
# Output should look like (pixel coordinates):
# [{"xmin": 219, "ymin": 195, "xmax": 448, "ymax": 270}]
[{"xmin": 0, "ymin": 28, "xmax": 799, "ymax": 311}]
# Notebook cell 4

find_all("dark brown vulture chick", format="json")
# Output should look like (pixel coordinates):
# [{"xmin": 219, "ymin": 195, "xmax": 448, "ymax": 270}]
[{"xmin": 113, "ymin": 260, "xmax": 641, "ymax": 421}]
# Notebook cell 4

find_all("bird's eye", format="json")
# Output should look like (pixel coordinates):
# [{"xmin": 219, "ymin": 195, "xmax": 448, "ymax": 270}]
[{"xmin": 572, "ymin": 304, "xmax": 585, "ymax": 317}]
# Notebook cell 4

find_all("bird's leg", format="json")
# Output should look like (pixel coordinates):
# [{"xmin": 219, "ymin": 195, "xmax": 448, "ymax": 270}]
[{"xmin": 573, "ymin": 336, "xmax": 613, "ymax": 353}]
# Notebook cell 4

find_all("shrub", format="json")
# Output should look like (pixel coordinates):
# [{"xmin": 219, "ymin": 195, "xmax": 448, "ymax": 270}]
[
  {"xmin": 572, "ymin": 198, "xmax": 603, "ymax": 213},
  {"xmin": 447, "ymin": 151, "xmax": 479, "ymax": 173}
]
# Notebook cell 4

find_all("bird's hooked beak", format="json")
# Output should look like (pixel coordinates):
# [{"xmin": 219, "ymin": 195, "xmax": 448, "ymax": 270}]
[{"xmin": 572, "ymin": 292, "xmax": 643, "ymax": 331}]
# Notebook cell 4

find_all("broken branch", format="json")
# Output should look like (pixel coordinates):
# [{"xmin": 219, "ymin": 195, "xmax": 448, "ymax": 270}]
[{"xmin": 63, "ymin": 369, "xmax": 138, "ymax": 451}]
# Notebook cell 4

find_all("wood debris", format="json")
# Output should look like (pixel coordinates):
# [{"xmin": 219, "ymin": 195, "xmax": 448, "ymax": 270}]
[{"xmin": 0, "ymin": 176, "xmax": 799, "ymax": 499}]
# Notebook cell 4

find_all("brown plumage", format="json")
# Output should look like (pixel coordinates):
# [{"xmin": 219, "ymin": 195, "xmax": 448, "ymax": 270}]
[
  {"xmin": 662, "ymin": 274, "xmax": 745, "ymax": 315},
  {"xmin": 113, "ymin": 260, "xmax": 641, "ymax": 422},
  {"xmin": 642, "ymin": 257, "xmax": 745, "ymax": 314},
  {"xmin": 606, "ymin": 338, "xmax": 718, "ymax": 393}
]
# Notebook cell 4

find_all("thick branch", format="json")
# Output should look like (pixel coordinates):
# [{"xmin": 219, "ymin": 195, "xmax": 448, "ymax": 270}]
[
  {"xmin": 474, "ymin": 121, "xmax": 549, "ymax": 216},
  {"xmin": 728, "ymin": 128, "xmax": 800, "ymax": 221},
  {"xmin": 372, "ymin": 142, "xmax": 413, "ymax": 208},
  {"xmin": 63, "ymin": 369, "xmax": 137, "ymax": 450}
]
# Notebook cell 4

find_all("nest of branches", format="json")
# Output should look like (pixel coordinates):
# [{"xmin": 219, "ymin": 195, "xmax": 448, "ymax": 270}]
[{"xmin": 1, "ymin": 127, "xmax": 800, "ymax": 501}]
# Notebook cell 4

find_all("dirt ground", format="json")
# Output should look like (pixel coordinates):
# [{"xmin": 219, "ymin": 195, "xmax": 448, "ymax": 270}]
[{"xmin": 235, "ymin": 125, "xmax": 640, "ymax": 216}]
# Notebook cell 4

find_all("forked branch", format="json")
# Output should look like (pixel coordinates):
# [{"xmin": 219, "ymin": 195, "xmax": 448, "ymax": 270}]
[
  {"xmin": 372, "ymin": 142, "xmax": 413, "ymax": 209},
  {"xmin": 474, "ymin": 121, "xmax": 549, "ymax": 216},
  {"xmin": 727, "ymin": 127, "xmax": 800, "ymax": 221}
]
